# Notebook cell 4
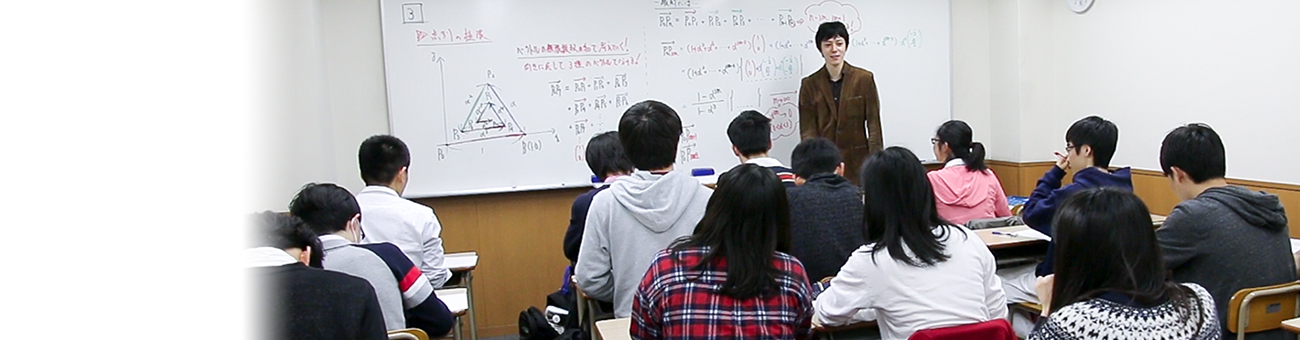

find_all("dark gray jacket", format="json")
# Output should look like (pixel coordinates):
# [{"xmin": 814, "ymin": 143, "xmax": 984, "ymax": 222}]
[
  {"xmin": 1156, "ymin": 185, "xmax": 1295, "ymax": 340},
  {"xmin": 787, "ymin": 173, "xmax": 866, "ymax": 282}
]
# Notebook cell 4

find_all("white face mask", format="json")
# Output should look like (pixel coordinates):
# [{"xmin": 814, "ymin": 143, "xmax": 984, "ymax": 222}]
[{"xmin": 349, "ymin": 215, "xmax": 365, "ymax": 243}]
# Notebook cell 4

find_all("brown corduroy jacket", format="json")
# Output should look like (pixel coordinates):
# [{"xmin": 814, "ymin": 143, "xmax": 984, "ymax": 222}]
[{"xmin": 798, "ymin": 62, "xmax": 883, "ymax": 183}]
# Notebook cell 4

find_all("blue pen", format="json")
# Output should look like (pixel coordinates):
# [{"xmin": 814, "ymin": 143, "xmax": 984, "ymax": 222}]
[{"xmin": 991, "ymin": 231, "xmax": 1019, "ymax": 237}]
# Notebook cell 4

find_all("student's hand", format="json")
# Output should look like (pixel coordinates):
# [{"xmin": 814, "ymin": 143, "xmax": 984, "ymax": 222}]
[
  {"xmin": 1053, "ymin": 152, "xmax": 1070, "ymax": 170},
  {"xmin": 1035, "ymin": 275, "xmax": 1055, "ymax": 316}
]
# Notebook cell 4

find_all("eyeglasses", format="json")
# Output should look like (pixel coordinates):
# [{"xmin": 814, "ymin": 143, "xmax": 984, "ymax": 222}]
[
  {"xmin": 930, "ymin": 137, "xmax": 940, "ymax": 145},
  {"xmin": 1065, "ymin": 144, "xmax": 1076, "ymax": 152}
]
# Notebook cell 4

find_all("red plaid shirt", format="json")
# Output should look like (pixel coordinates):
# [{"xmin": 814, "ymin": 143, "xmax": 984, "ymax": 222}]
[{"xmin": 631, "ymin": 247, "xmax": 814, "ymax": 340}]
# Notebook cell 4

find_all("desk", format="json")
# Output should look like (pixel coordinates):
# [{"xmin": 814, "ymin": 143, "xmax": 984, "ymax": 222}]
[
  {"xmin": 1282, "ymin": 317, "xmax": 1300, "ymax": 334},
  {"xmin": 595, "ymin": 317, "xmax": 631, "ymax": 340},
  {"xmin": 976, "ymin": 226, "xmax": 1050, "ymax": 250},
  {"xmin": 443, "ymin": 252, "xmax": 478, "ymax": 340},
  {"xmin": 435, "ymin": 288, "xmax": 469, "ymax": 340},
  {"xmin": 1150, "ymin": 214, "xmax": 1167, "ymax": 227}
]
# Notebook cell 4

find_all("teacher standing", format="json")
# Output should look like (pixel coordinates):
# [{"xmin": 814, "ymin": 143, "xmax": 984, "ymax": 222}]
[{"xmin": 798, "ymin": 21, "xmax": 882, "ymax": 184}]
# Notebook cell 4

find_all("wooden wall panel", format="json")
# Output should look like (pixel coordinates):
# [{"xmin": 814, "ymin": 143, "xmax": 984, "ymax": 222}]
[{"xmin": 416, "ymin": 187, "xmax": 588, "ymax": 337}]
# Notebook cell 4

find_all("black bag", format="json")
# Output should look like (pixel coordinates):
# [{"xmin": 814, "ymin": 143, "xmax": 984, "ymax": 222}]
[{"xmin": 519, "ymin": 306, "xmax": 559, "ymax": 340}]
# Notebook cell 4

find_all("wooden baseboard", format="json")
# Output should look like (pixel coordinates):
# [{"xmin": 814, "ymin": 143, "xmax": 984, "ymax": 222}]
[{"xmin": 987, "ymin": 161, "xmax": 1300, "ymax": 238}]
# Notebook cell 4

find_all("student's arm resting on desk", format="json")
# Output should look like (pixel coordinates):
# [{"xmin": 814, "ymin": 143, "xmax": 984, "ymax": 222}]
[
  {"xmin": 976, "ymin": 237, "xmax": 1009, "ymax": 318},
  {"xmin": 630, "ymin": 251, "xmax": 668, "ymax": 340},
  {"xmin": 355, "ymin": 242, "xmax": 455, "ymax": 336},
  {"xmin": 420, "ymin": 212, "xmax": 452, "ymax": 287},
  {"xmin": 1021, "ymin": 166, "xmax": 1069, "ymax": 234},
  {"xmin": 1154, "ymin": 206, "xmax": 1205, "ymax": 270},
  {"xmin": 575, "ymin": 194, "xmax": 615, "ymax": 301},
  {"xmin": 813, "ymin": 248, "xmax": 878, "ymax": 326}
]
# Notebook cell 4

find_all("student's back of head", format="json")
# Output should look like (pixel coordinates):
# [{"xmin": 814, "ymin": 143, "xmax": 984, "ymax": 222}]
[
  {"xmin": 585, "ymin": 131, "xmax": 635, "ymax": 181},
  {"xmin": 727, "ymin": 110, "xmax": 773, "ymax": 158},
  {"xmin": 290, "ymin": 183, "xmax": 361, "ymax": 236},
  {"xmin": 859, "ymin": 147, "xmax": 954, "ymax": 267},
  {"xmin": 1050, "ymin": 188, "xmax": 1182, "ymax": 309},
  {"xmin": 933, "ymin": 120, "xmax": 987, "ymax": 171},
  {"xmin": 359, "ymin": 135, "xmax": 411, "ymax": 187},
  {"xmin": 671, "ymin": 163, "xmax": 791, "ymax": 299},
  {"xmin": 791, "ymin": 137, "xmax": 842, "ymax": 179},
  {"xmin": 1159, "ymin": 123, "xmax": 1226, "ymax": 184},
  {"xmin": 1065, "ymin": 116, "xmax": 1119, "ymax": 169},
  {"xmin": 250, "ymin": 211, "xmax": 324, "ymax": 268},
  {"xmin": 618, "ymin": 100, "xmax": 681, "ymax": 171}
]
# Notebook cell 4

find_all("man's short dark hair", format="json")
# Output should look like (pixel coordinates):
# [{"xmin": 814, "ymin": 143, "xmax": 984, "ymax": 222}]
[
  {"xmin": 815, "ymin": 21, "xmax": 850, "ymax": 45},
  {"xmin": 618, "ymin": 100, "xmax": 682, "ymax": 170},
  {"xmin": 289, "ymin": 183, "xmax": 360, "ymax": 235},
  {"xmin": 791, "ymin": 138, "xmax": 842, "ymax": 178},
  {"xmin": 358, "ymin": 135, "xmax": 410, "ymax": 186},
  {"xmin": 727, "ymin": 110, "xmax": 772, "ymax": 157},
  {"xmin": 1160, "ymin": 123, "xmax": 1226, "ymax": 183},
  {"xmin": 586, "ymin": 131, "xmax": 635, "ymax": 180},
  {"xmin": 1065, "ymin": 116, "xmax": 1119, "ymax": 169},
  {"xmin": 249, "ymin": 211, "xmax": 323, "ymax": 267}
]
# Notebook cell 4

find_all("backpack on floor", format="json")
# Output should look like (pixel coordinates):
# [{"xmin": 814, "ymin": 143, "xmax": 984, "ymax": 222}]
[{"xmin": 519, "ymin": 306, "xmax": 559, "ymax": 340}]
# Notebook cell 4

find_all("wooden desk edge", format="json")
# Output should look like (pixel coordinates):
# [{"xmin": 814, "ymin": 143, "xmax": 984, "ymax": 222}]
[{"xmin": 1281, "ymin": 317, "xmax": 1300, "ymax": 333}]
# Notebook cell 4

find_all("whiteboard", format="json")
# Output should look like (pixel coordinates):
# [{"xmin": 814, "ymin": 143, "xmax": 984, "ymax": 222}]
[{"xmin": 380, "ymin": 0, "xmax": 951, "ymax": 198}]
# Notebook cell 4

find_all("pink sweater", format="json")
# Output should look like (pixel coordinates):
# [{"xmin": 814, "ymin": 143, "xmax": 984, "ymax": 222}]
[{"xmin": 927, "ymin": 164, "xmax": 1012, "ymax": 225}]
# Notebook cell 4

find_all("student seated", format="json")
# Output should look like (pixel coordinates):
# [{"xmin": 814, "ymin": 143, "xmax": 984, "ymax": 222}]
[
  {"xmin": 290, "ymin": 183, "xmax": 455, "ymax": 336},
  {"xmin": 926, "ymin": 120, "xmax": 1011, "ymax": 225},
  {"xmin": 575, "ymin": 100, "xmax": 713, "ymax": 318},
  {"xmin": 563, "ymin": 131, "xmax": 634, "ymax": 264},
  {"xmin": 631, "ymin": 163, "xmax": 813, "ymax": 340},
  {"xmin": 1029, "ymin": 188, "xmax": 1219, "ymax": 340},
  {"xmin": 354, "ymin": 135, "xmax": 453, "ymax": 287},
  {"xmin": 246, "ymin": 212, "xmax": 386, "ymax": 340},
  {"xmin": 727, "ymin": 110, "xmax": 795, "ymax": 187},
  {"xmin": 1001, "ymin": 116, "xmax": 1132, "ymax": 305},
  {"xmin": 785, "ymin": 137, "xmax": 864, "ymax": 282},
  {"xmin": 814, "ymin": 147, "xmax": 1007, "ymax": 340},
  {"xmin": 1155, "ymin": 123, "xmax": 1295, "ymax": 339}
]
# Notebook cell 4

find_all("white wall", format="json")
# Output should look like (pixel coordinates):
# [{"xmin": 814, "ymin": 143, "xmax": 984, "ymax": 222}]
[
  {"xmin": 1046, "ymin": 0, "xmax": 1300, "ymax": 184},
  {"xmin": 257, "ymin": 0, "xmax": 389, "ymax": 210}
]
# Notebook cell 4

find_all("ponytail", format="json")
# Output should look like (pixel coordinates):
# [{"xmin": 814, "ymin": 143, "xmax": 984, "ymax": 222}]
[
  {"xmin": 964, "ymin": 142, "xmax": 988, "ymax": 171},
  {"xmin": 935, "ymin": 120, "xmax": 988, "ymax": 172}
]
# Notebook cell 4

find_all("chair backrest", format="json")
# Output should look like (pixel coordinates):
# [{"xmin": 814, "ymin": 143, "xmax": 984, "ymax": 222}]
[
  {"xmin": 1228, "ymin": 281, "xmax": 1300, "ymax": 337},
  {"xmin": 908, "ymin": 319, "xmax": 1016, "ymax": 340},
  {"xmin": 388, "ymin": 328, "xmax": 429, "ymax": 340}
]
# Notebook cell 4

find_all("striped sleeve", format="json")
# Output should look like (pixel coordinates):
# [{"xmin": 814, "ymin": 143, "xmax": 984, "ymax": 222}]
[{"xmin": 356, "ymin": 243, "xmax": 435, "ymax": 309}]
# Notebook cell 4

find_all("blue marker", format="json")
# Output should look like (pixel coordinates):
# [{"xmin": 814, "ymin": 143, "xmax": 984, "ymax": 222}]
[{"xmin": 691, "ymin": 168, "xmax": 715, "ymax": 177}]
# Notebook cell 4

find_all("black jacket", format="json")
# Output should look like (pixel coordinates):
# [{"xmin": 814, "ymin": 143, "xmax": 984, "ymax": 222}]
[{"xmin": 254, "ymin": 263, "xmax": 387, "ymax": 340}]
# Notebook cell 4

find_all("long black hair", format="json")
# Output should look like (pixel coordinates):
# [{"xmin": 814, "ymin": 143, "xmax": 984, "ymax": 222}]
[
  {"xmin": 1050, "ymin": 188, "xmax": 1191, "ymax": 313},
  {"xmin": 859, "ymin": 147, "xmax": 957, "ymax": 267},
  {"xmin": 670, "ymin": 163, "xmax": 791, "ymax": 299},
  {"xmin": 935, "ymin": 120, "xmax": 987, "ymax": 171}
]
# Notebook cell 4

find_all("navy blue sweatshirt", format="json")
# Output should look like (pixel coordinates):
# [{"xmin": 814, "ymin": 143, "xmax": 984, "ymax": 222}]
[{"xmin": 1022, "ymin": 166, "xmax": 1133, "ymax": 276}]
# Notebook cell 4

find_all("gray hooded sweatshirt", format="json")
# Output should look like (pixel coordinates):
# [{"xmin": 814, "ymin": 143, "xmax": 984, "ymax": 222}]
[
  {"xmin": 1156, "ymin": 185, "xmax": 1295, "ymax": 340},
  {"xmin": 575, "ymin": 170, "xmax": 712, "ymax": 317}
]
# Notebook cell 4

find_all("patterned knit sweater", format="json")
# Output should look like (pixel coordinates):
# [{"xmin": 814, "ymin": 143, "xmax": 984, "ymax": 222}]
[{"xmin": 1028, "ymin": 283, "xmax": 1221, "ymax": 340}]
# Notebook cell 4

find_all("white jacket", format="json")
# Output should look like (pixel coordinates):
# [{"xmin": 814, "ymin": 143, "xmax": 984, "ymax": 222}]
[{"xmin": 814, "ymin": 225, "xmax": 1007, "ymax": 340}]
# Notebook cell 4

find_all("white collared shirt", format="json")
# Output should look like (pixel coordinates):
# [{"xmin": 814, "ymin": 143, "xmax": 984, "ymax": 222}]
[
  {"xmin": 355, "ymin": 185, "xmax": 452, "ymax": 287},
  {"xmin": 944, "ymin": 158, "xmax": 965, "ymax": 168},
  {"xmin": 244, "ymin": 247, "xmax": 298, "ymax": 268},
  {"xmin": 745, "ymin": 156, "xmax": 787, "ymax": 168}
]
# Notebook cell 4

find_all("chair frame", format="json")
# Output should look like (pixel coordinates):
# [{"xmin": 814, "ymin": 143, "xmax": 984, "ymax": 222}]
[{"xmin": 1229, "ymin": 281, "xmax": 1300, "ymax": 340}]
